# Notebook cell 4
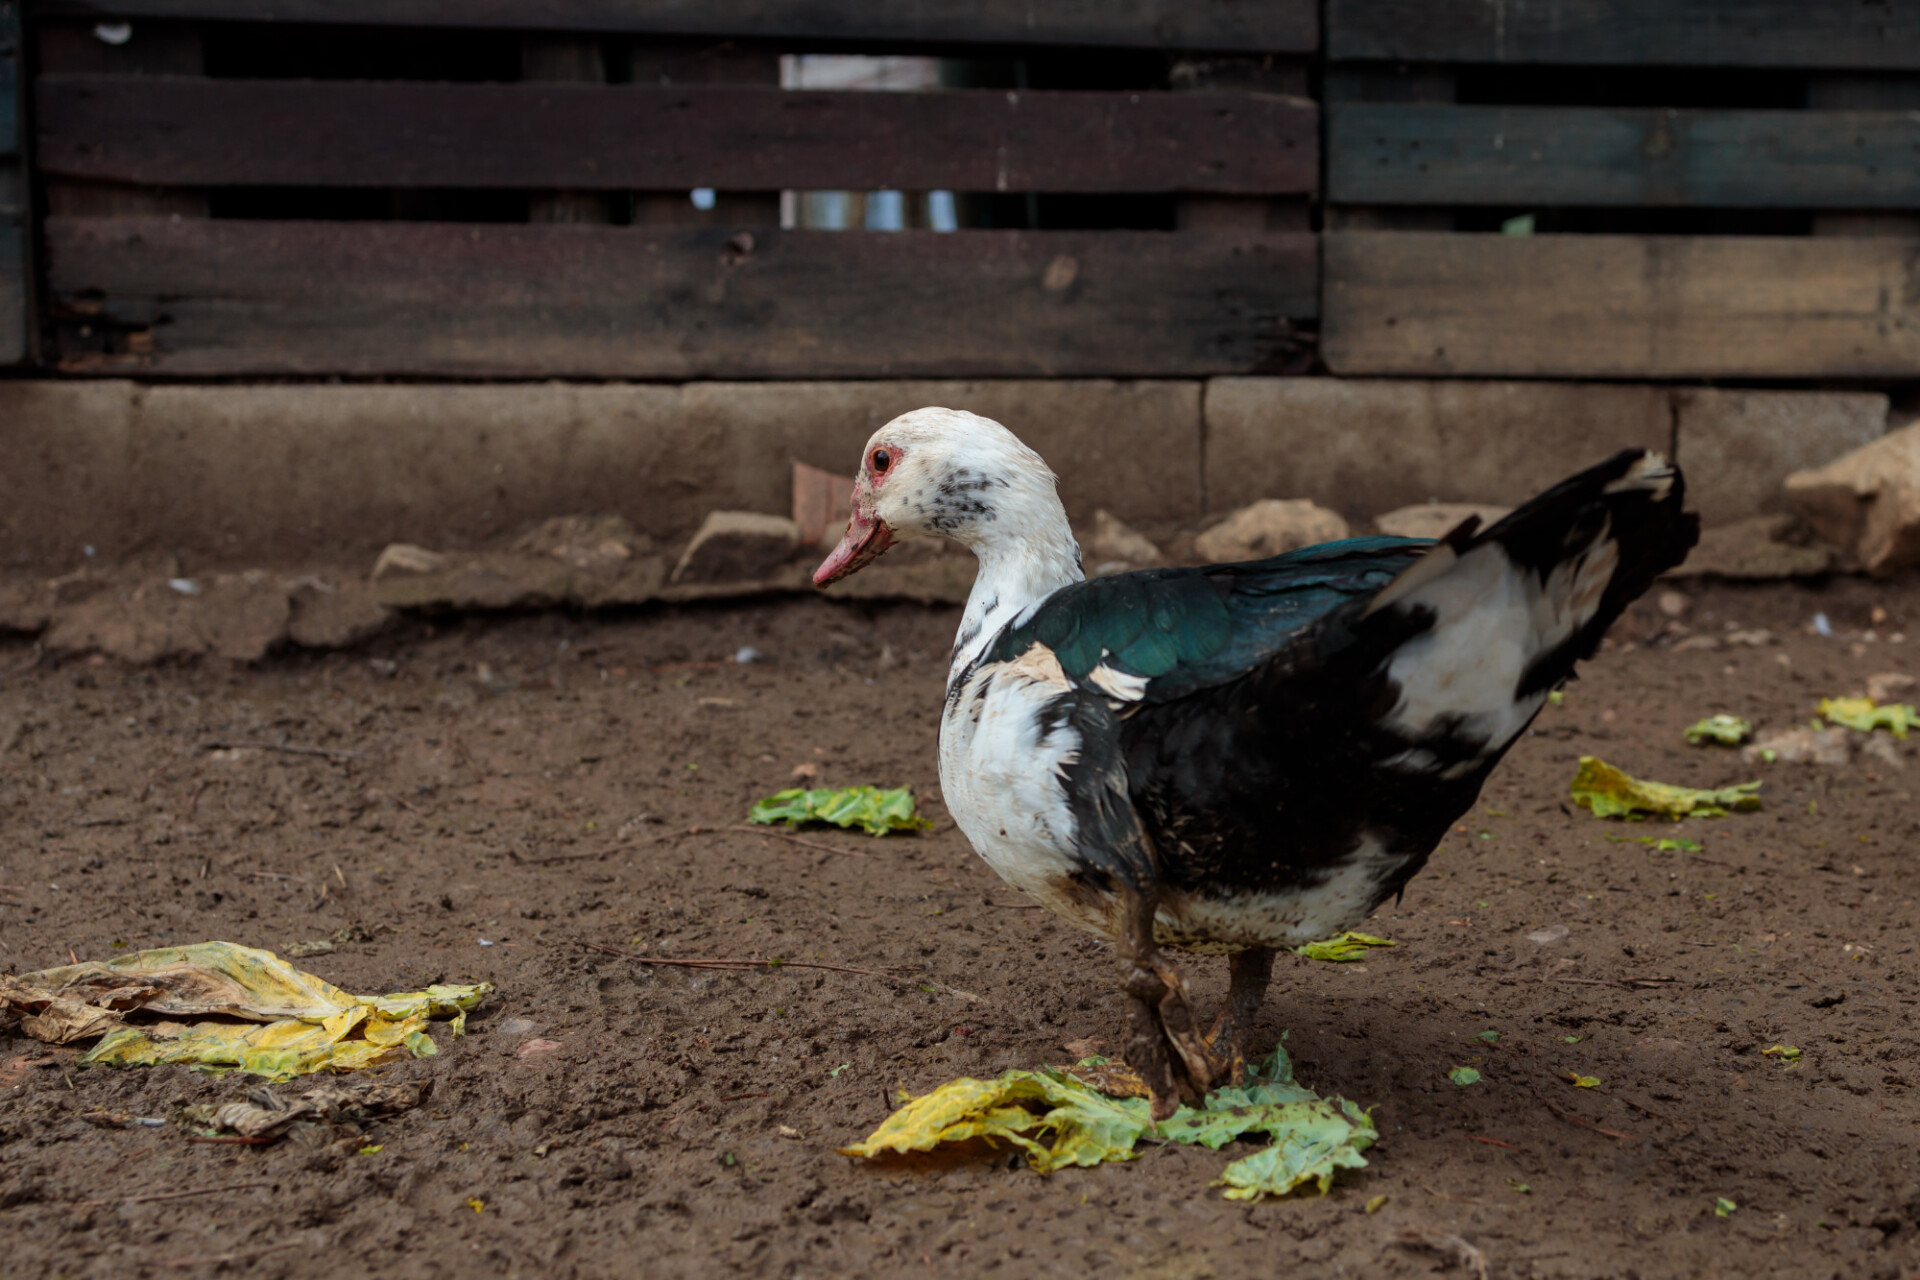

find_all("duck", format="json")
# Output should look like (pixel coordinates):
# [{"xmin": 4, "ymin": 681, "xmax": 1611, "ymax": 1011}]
[{"xmin": 815, "ymin": 407, "xmax": 1697, "ymax": 1117}]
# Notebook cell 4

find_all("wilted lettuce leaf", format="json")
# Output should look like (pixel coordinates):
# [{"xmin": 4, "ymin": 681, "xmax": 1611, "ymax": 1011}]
[
  {"xmin": 1294, "ymin": 932, "xmax": 1396, "ymax": 963},
  {"xmin": 1215, "ymin": 1099, "xmax": 1376, "ymax": 1200},
  {"xmin": 1820, "ymin": 697, "xmax": 1919, "ymax": 740},
  {"xmin": 1685, "ymin": 715, "xmax": 1752, "ymax": 745},
  {"xmin": 748, "ymin": 786, "xmax": 932, "ymax": 836},
  {"xmin": 840, "ymin": 1044, "xmax": 1371, "ymax": 1199},
  {"xmin": 1570, "ymin": 756, "xmax": 1761, "ymax": 820}
]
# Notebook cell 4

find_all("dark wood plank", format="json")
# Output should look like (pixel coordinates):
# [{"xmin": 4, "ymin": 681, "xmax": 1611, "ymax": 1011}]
[
  {"xmin": 1328, "ymin": 0, "xmax": 1920, "ymax": 69},
  {"xmin": 31, "ymin": 1, "xmax": 1318, "ymax": 52},
  {"xmin": 37, "ymin": 76, "xmax": 1318, "ymax": 195},
  {"xmin": 1322, "ymin": 230, "xmax": 1920, "ymax": 378},
  {"xmin": 1330, "ymin": 103, "xmax": 1920, "ymax": 208},
  {"xmin": 45, "ymin": 218, "xmax": 1317, "ymax": 377},
  {"xmin": 0, "ymin": 222, "xmax": 22, "ymax": 366}
]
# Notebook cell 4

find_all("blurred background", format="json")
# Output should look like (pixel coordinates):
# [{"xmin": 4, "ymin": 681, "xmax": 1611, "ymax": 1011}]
[{"xmin": 0, "ymin": 1, "xmax": 1916, "ymax": 619}]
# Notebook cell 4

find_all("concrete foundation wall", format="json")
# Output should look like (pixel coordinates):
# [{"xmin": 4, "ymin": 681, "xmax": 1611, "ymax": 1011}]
[
  {"xmin": 0, "ymin": 379, "xmax": 1200, "ymax": 569},
  {"xmin": 0, "ymin": 376, "xmax": 1889, "ymax": 572}
]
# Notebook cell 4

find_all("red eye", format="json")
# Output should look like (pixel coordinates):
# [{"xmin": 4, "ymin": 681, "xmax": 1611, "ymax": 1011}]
[{"xmin": 872, "ymin": 449, "xmax": 891, "ymax": 474}]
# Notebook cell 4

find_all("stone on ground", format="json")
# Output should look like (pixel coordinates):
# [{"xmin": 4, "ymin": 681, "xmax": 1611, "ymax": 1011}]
[
  {"xmin": 1373, "ymin": 502, "xmax": 1512, "ymax": 540},
  {"xmin": 1784, "ymin": 420, "xmax": 1920, "ymax": 575},
  {"xmin": 1195, "ymin": 499, "xmax": 1349, "ymax": 563},
  {"xmin": 1083, "ymin": 510, "xmax": 1163, "ymax": 575},
  {"xmin": 671, "ymin": 512, "xmax": 801, "ymax": 584}
]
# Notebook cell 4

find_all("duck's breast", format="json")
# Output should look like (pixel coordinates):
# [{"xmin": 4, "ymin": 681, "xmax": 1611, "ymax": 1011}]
[{"xmin": 939, "ymin": 645, "xmax": 1120, "ymax": 937}]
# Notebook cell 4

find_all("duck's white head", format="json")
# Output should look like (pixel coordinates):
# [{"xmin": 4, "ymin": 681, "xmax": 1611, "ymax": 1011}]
[{"xmin": 813, "ymin": 407, "xmax": 1078, "ymax": 587}]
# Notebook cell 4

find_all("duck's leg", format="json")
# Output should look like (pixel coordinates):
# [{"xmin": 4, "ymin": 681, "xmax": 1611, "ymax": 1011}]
[
  {"xmin": 1117, "ymin": 883, "xmax": 1214, "ymax": 1119},
  {"xmin": 1201, "ymin": 947, "xmax": 1276, "ymax": 1086}
]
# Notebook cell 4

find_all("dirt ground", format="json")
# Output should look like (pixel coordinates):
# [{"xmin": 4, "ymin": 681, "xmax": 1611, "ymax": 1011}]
[{"xmin": 5, "ymin": 578, "xmax": 1920, "ymax": 1279}]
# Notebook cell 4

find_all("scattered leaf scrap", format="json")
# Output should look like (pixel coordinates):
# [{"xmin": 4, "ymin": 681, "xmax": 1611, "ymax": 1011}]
[
  {"xmin": 1293, "ymin": 932, "xmax": 1396, "ymax": 963},
  {"xmin": 1685, "ymin": 715, "xmax": 1753, "ymax": 746},
  {"xmin": 840, "ymin": 1046, "xmax": 1374, "ymax": 1201},
  {"xmin": 748, "ymin": 786, "xmax": 933, "ymax": 836},
  {"xmin": 1448, "ymin": 1066, "xmax": 1482, "ymax": 1086},
  {"xmin": 0, "ymin": 942, "xmax": 489, "ymax": 1080},
  {"xmin": 1715, "ymin": 1197, "xmax": 1738, "ymax": 1219},
  {"xmin": 1570, "ymin": 756, "xmax": 1761, "ymax": 820},
  {"xmin": 1820, "ymin": 697, "xmax": 1919, "ymax": 739}
]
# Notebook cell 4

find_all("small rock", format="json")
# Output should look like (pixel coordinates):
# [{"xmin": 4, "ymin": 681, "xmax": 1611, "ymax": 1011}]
[
  {"xmin": 1196, "ymin": 499, "xmax": 1349, "ymax": 563},
  {"xmin": 1657, "ymin": 590, "xmax": 1691, "ymax": 618},
  {"xmin": 1784, "ymin": 420, "xmax": 1920, "ymax": 575},
  {"xmin": 1373, "ymin": 503, "xmax": 1512, "ymax": 541},
  {"xmin": 1744, "ymin": 727, "xmax": 1851, "ymax": 766},
  {"xmin": 512, "ymin": 514, "xmax": 650, "ymax": 570},
  {"xmin": 1526, "ymin": 924, "xmax": 1571, "ymax": 946},
  {"xmin": 1867, "ymin": 672, "xmax": 1917, "ymax": 704},
  {"xmin": 670, "ymin": 512, "xmax": 801, "ymax": 584},
  {"xmin": 1861, "ymin": 735, "xmax": 1905, "ymax": 768},
  {"xmin": 1083, "ymin": 510, "xmax": 1163, "ymax": 574},
  {"xmin": 371, "ymin": 543, "xmax": 450, "ymax": 580},
  {"xmin": 1667, "ymin": 515, "xmax": 1834, "ymax": 580},
  {"xmin": 287, "ymin": 578, "xmax": 392, "ymax": 649}
]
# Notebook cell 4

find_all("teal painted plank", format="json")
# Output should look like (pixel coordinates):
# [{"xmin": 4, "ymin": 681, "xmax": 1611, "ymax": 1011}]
[
  {"xmin": 1330, "ymin": 103, "xmax": 1920, "ymax": 208},
  {"xmin": 1329, "ymin": 0, "xmax": 1920, "ymax": 70}
]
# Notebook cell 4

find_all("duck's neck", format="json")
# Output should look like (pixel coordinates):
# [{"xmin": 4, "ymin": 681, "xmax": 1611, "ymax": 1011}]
[{"xmin": 947, "ymin": 498, "xmax": 1083, "ymax": 685}]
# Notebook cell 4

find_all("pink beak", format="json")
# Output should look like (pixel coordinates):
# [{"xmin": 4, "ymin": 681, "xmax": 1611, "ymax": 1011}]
[{"xmin": 814, "ymin": 508, "xmax": 895, "ymax": 586}]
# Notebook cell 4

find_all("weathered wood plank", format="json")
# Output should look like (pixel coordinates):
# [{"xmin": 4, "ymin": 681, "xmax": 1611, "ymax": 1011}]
[
  {"xmin": 1329, "ymin": 103, "xmax": 1920, "ymax": 208},
  {"xmin": 37, "ymin": 76, "xmax": 1318, "ymax": 195},
  {"xmin": 1328, "ymin": 0, "xmax": 1920, "ymax": 69},
  {"xmin": 1321, "ymin": 231, "xmax": 1920, "ymax": 378},
  {"xmin": 31, "ymin": 1, "xmax": 1318, "ymax": 51},
  {"xmin": 45, "ymin": 218, "xmax": 1317, "ymax": 377}
]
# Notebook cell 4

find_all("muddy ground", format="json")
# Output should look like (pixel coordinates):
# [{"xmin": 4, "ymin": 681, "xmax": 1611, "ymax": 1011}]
[{"xmin": 4, "ymin": 579, "xmax": 1920, "ymax": 1279}]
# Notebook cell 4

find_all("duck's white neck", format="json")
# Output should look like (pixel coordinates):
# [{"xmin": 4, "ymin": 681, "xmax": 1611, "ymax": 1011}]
[{"xmin": 945, "ymin": 495, "xmax": 1083, "ymax": 685}]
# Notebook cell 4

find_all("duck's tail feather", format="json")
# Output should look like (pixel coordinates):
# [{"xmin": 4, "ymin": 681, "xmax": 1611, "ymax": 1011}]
[{"xmin": 1360, "ymin": 450, "xmax": 1698, "ymax": 767}]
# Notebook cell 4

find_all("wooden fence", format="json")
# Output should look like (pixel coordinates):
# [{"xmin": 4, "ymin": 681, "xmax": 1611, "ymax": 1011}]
[{"xmin": 4, "ymin": 1, "xmax": 1918, "ymax": 381}]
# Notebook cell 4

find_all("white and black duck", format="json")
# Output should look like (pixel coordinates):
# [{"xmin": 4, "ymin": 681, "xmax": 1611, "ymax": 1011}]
[{"xmin": 814, "ymin": 408, "xmax": 1698, "ymax": 1117}]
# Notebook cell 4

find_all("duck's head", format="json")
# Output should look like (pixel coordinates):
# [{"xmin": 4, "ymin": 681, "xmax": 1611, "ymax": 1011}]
[{"xmin": 813, "ymin": 407, "xmax": 1070, "ymax": 586}]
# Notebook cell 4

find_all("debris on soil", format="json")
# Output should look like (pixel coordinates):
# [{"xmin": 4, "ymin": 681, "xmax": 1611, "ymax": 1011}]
[
  {"xmin": 840, "ymin": 1045, "xmax": 1374, "ymax": 1201},
  {"xmin": 672, "ymin": 512, "xmax": 802, "ymax": 585},
  {"xmin": 179, "ymin": 1079, "xmax": 430, "ymax": 1144},
  {"xmin": 0, "ymin": 941, "xmax": 489, "ymax": 1079},
  {"xmin": 1394, "ymin": 1226, "xmax": 1491, "ymax": 1280},
  {"xmin": 1784, "ymin": 417, "xmax": 1920, "ymax": 575},
  {"xmin": 1685, "ymin": 714, "xmax": 1753, "ymax": 745},
  {"xmin": 1448, "ymin": 1067, "xmax": 1481, "ymax": 1086},
  {"xmin": 1373, "ymin": 503, "xmax": 1511, "ymax": 541},
  {"xmin": 748, "ymin": 786, "xmax": 933, "ymax": 836},
  {"xmin": 1666, "ymin": 514, "xmax": 1835, "ymax": 580},
  {"xmin": 1742, "ymin": 726, "xmax": 1851, "ymax": 766},
  {"xmin": 1082, "ymin": 510, "xmax": 1164, "ymax": 576},
  {"xmin": 1195, "ymin": 499, "xmax": 1350, "ymax": 563},
  {"xmin": 1867, "ymin": 671, "xmax": 1917, "ymax": 704},
  {"xmin": 1293, "ymin": 932, "xmax": 1395, "ymax": 963},
  {"xmin": 1820, "ymin": 696, "xmax": 1919, "ymax": 738},
  {"xmin": 1569, "ymin": 756, "xmax": 1762, "ymax": 819},
  {"xmin": 1715, "ymin": 1197, "xmax": 1738, "ymax": 1219}
]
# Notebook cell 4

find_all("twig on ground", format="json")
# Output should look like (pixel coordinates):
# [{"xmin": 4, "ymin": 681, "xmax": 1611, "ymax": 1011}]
[
  {"xmin": 1467, "ymin": 1135, "xmax": 1522, "ymax": 1151},
  {"xmin": 199, "ymin": 740, "xmax": 365, "ymax": 761},
  {"xmin": 1394, "ymin": 1226, "xmax": 1491, "ymax": 1280},
  {"xmin": 579, "ymin": 941, "xmax": 888, "ymax": 977},
  {"xmin": 87, "ymin": 1180, "xmax": 274, "ymax": 1206},
  {"xmin": 1537, "ymin": 1097, "xmax": 1634, "ymax": 1140},
  {"xmin": 160, "ymin": 1242, "xmax": 299, "ymax": 1269}
]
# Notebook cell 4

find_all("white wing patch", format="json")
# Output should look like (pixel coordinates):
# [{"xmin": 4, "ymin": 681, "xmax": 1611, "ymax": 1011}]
[{"xmin": 1085, "ymin": 659, "xmax": 1149, "ymax": 704}]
